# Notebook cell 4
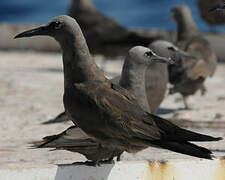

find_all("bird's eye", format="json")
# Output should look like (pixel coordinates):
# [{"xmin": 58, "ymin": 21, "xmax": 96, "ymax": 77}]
[
  {"xmin": 144, "ymin": 51, "xmax": 154, "ymax": 57},
  {"xmin": 168, "ymin": 46, "xmax": 176, "ymax": 51},
  {"xmin": 50, "ymin": 21, "xmax": 62, "ymax": 29}
]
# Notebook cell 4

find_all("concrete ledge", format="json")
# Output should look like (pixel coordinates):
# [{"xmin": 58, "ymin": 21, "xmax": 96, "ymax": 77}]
[{"xmin": 1, "ymin": 159, "xmax": 224, "ymax": 180}]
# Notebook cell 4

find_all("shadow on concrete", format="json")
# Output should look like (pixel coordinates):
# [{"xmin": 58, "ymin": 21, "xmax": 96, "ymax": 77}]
[
  {"xmin": 55, "ymin": 163, "xmax": 114, "ymax": 180},
  {"xmin": 156, "ymin": 108, "xmax": 177, "ymax": 115},
  {"xmin": 211, "ymin": 149, "xmax": 225, "ymax": 153}
]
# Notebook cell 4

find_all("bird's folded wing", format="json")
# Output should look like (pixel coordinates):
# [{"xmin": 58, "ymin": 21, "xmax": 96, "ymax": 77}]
[
  {"xmin": 183, "ymin": 37, "xmax": 217, "ymax": 79},
  {"xmin": 75, "ymin": 81, "xmax": 162, "ymax": 140},
  {"xmin": 74, "ymin": 81, "xmax": 222, "ymax": 143},
  {"xmin": 31, "ymin": 125, "xmax": 97, "ymax": 149}
]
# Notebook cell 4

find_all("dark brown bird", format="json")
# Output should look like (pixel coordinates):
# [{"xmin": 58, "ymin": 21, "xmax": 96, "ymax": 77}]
[
  {"xmin": 169, "ymin": 5, "xmax": 217, "ymax": 109},
  {"xmin": 208, "ymin": 1, "xmax": 225, "ymax": 12},
  {"xmin": 68, "ymin": 0, "xmax": 162, "ymax": 56},
  {"xmin": 198, "ymin": 0, "xmax": 225, "ymax": 30},
  {"xmin": 15, "ymin": 15, "xmax": 222, "ymax": 165},
  {"xmin": 33, "ymin": 42, "xmax": 195, "ymax": 164},
  {"xmin": 32, "ymin": 45, "xmax": 173, "ymax": 163}
]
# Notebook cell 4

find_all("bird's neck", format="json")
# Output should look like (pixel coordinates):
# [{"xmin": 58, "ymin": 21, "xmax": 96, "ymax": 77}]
[
  {"xmin": 119, "ymin": 58, "xmax": 150, "ymax": 112},
  {"xmin": 177, "ymin": 14, "xmax": 199, "ymax": 40},
  {"xmin": 60, "ymin": 36, "xmax": 106, "ymax": 88}
]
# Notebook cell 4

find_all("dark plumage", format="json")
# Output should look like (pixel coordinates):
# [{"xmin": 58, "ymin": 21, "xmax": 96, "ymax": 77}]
[
  {"xmin": 208, "ymin": 2, "xmax": 225, "ymax": 13},
  {"xmin": 15, "ymin": 15, "xmax": 222, "ymax": 164},
  {"xmin": 198, "ymin": 0, "xmax": 225, "ymax": 28},
  {"xmin": 32, "ymin": 125, "xmax": 122, "ymax": 163},
  {"xmin": 34, "ymin": 45, "xmax": 173, "ymax": 162},
  {"xmin": 169, "ymin": 5, "xmax": 217, "ymax": 109},
  {"xmin": 68, "ymin": 0, "xmax": 160, "ymax": 56}
]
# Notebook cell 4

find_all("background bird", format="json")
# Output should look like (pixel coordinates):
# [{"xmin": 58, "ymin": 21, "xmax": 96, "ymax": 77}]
[
  {"xmin": 169, "ymin": 5, "xmax": 217, "ymax": 109},
  {"xmin": 198, "ymin": 0, "xmax": 225, "ymax": 31},
  {"xmin": 147, "ymin": 40, "xmax": 193, "ymax": 113}
]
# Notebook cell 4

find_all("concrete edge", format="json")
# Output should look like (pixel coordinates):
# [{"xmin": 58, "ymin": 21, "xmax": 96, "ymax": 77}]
[{"xmin": 0, "ymin": 159, "xmax": 224, "ymax": 180}]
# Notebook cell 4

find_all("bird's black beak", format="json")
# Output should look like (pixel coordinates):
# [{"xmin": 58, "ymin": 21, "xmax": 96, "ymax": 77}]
[
  {"xmin": 152, "ymin": 55, "xmax": 175, "ymax": 65},
  {"xmin": 14, "ymin": 25, "xmax": 49, "ymax": 39}
]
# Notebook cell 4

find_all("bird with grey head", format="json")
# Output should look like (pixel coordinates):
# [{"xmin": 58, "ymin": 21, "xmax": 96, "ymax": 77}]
[
  {"xmin": 146, "ymin": 40, "xmax": 194, "ymax": 113},
  {"xmin": 169, "ymin": 5, "xmax": 217, "ymax": 109}
]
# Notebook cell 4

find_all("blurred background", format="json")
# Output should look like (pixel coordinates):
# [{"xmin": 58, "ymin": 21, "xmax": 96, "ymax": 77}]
[{"xmin": 1, "ymin": 0, "xmax": 225, "ymax": 32}]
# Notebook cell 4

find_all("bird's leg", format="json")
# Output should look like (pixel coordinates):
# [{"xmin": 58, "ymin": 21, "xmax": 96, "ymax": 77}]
[
  {"xmin": 73, "ymin": 161, "xmax": 97, "ymax": 166},
  {"xmin": 169, "ymin": 87, "xmax": 176, "ymax": 95},
  {"xmin": 116, "ymin": 152, "xmax": 122, "ymax": 161},
  {"xmin": 200, "ymin": 84, "xmax": 207, "ymax": 96},
  {"xmin": 92, "ymin": 144, "xmax": 103, "ymax": 166},
  {"xmin": 99, "ymin": 149, "xmax": 117, "ymax": 164},
  {"xmin": 75, "ymin": 144, "xmax": 104, "ymax": 166},
  {"xmin": 183, "ymin": 96, "xmax": 191, "ymax": 110},
  {"xmin": 73, "ymin": 150, "xmax": 122, "ymax": 166}
]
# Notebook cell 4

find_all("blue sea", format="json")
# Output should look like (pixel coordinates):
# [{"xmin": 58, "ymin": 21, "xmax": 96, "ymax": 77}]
[{"xmin": 0, "ymin": 0, "xmax": 225, "ymax": 32}]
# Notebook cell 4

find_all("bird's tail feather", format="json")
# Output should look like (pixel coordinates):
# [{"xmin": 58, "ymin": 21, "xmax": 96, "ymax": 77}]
[
  {"xmin": 153, "ymin": 141, "xmax": 213, "ymax": 160},
  {"xmin": 143, "ymin": 138, "xmax": 214, "ymax": 160},
  {"xmin": 148, "ymin": 114, "xmax": 223, "ymax": 142}
]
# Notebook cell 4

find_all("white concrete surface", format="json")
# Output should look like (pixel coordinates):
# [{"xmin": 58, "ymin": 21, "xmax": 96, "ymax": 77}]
[
  {"xmin": 0, "ymin": 160, "xmax": 224, "ymax": 180},
  {"xmin": 0, "ymin": 51, "xmax": 225, "ymax": 179}
]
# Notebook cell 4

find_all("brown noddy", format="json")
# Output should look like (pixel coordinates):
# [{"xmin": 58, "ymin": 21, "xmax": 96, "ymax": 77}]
[
  {"xmin": 32, "ymin": 42, "xmax": 195, "ymax": 163},
  {"xmin": 32, "ymin": 45, "xmax": 173, "ymax": 163},
  {"xmin": 169, "ymin": 5, "xmax": 217, "ymax": 109},
  {"xmin": 15, "ymin": 15, "xmax": 222, "ymax": 165},
  {"xmin": 146, "ymin": 40, "xmax": 193, "ymax": 113}
]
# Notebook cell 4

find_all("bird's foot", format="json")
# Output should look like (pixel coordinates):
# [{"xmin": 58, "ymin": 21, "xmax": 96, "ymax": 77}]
[
  {"xmin": 116, "ymin": 154, "xmax": 121, "ymax": 161},
  {"xmin": 99, "ymin": 159, "xmax": 115, "ymax": 165},
  {"xmin": 183, "ymin": 103, "xmax": 191, "ymax": 110},
  {"xmin": 169, "ymin": 88, "xmax": 176, "ymax": 95},
  {"xmin": 183, "ymin": 103, "xmax": 192, "ymax": 110},
  {"xmin": 72, "ymin": 160, "xmax": 103, "ymax": 167},
  {"xmin": 183, "ymin": 96, "xmax": 194, "ymax": 110},
  {"xmin": 200, "ymin": 85, "xmax": 207, "ymax": 96}
]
